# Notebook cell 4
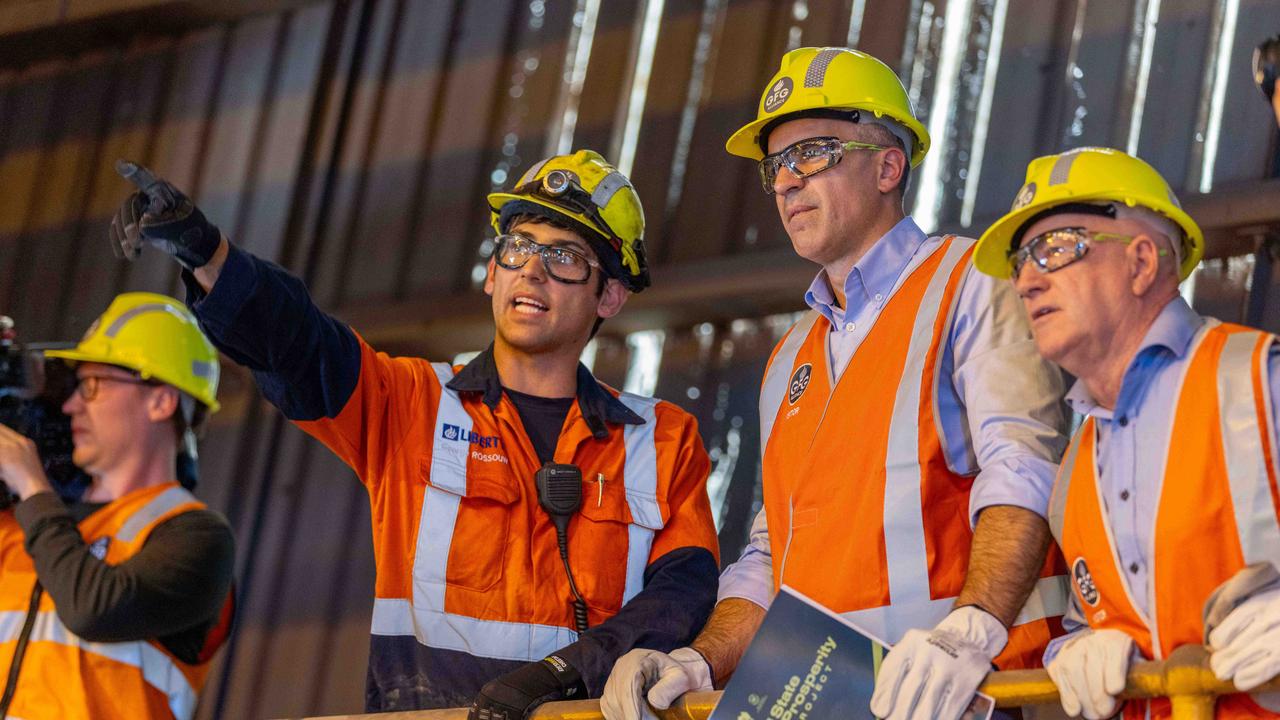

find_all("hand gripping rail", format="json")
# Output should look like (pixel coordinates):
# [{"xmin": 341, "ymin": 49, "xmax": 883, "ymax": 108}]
[{"xmin": 290, "ymin": 645, "xmax": 1280, "ymax": 720}]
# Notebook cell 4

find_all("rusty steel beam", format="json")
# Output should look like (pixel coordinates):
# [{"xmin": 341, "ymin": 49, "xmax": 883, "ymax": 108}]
[{"xmin": 0, "ymin": 0, "xmax": 320, "ymax": 65}]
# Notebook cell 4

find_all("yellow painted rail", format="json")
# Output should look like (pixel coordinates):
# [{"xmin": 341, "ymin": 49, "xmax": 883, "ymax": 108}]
[{"xmin": 294, "ymin": 645, "xmax": 1280, "ymax": 720}]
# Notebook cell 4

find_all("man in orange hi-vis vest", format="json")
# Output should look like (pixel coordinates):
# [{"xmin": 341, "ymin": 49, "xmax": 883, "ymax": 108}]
[
  {"xmin": 603, "ymin": 47, "xmax": 1071, "ymax": 720},
  {"xmin": 973, "ymin": 146, "xmax": 1280, "ymax": 719},
  {"xmin": 106, "ymin": 150, "xmax": 720, "ymax": 718},
  {"xmin": 0, "ymin": 293, "xmax": 235, "ymax": 720}
]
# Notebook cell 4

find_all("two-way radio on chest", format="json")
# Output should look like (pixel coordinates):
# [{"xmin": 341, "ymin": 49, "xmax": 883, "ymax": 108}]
[{"xmin": 535, "ymin": 462, "xmax": 590, "ymax": 634}]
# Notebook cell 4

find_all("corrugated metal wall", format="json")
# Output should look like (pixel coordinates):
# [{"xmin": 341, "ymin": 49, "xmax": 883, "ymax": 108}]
[{"xmin": 1, "ymin": 0, "xmax": 1278, "ymax": 716}]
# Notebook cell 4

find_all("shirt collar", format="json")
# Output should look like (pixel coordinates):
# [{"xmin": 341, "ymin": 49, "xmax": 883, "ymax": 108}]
[
  {"xmin": 1063, "ymin": 296, "xmax": 1204, "ymax": 418},
  {"xmin": 445, "ymin": 344, "xmax": 644, "ymax": 438},
  {"xmin": 804, "ymin": 217, "xmax": 927, "ymax": 319}
]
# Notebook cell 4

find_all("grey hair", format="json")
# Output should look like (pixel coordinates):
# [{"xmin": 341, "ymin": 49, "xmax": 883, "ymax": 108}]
[{"xmin": 1112, "ymin": 204, "xmax": 1184, "ymax": 280}]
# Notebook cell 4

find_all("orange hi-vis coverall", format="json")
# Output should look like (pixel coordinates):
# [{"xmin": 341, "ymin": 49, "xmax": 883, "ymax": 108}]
[
  {"xmin": 0, "ymin": 483, "xmax": 233, "ymax": 719},
  {"xmin": 1050, "ymin": 321, "xmax": 1280, "ymax": 718},
  {"xmin": 728, "ymin": 230, "xmax": 1068, "ymax": 670},
  {"xmin": 183, "ymin": 244, "xmax": 720, "ymax": 711}
]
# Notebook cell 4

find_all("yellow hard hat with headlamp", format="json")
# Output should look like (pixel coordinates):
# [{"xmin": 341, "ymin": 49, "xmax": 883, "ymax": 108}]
[
  {"xmin": 488, "ymin": 150, "xmax": 649, "ymax": 292},
  {"xmin": 974, "ymin": 147, "xmax": 1203, "ymax": 281}
]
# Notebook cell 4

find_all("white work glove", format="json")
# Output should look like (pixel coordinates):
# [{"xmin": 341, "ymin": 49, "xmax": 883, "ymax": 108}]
[
  {"xmin": 1210, "ymin": 586, "xmax": 1280, "ymax": 691},
  {"xmin": 869, "ymin": 606, "xmax": 1007, "ymax": 720},
  {"xmin": 600, "ymin": 647, "xmax": 713, "ymax": 720},
  {"xmin": 1045, "ymin": 628, "xmax": 1134, "ymax": 719}
]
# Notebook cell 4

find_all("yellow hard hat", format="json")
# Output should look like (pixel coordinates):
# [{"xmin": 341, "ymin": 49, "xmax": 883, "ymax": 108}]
[
  {"xmin": 46, "ymin": 292, "xmax": 221, "ymax": 412},
  {"xmin": 725, "ymin": 47, "xmax": 930, "ymax": 166},
  {"xmin": 974, "ymin": 147, "xmax": 1203, "ymax": 281},
  {"xmin": 488, "ymin": 149, "xmax": 649, "ymax": 292}
]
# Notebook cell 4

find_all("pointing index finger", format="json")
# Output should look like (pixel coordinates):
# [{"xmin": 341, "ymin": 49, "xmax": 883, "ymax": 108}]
[{"xmin": 114, "ymin": 159, "xmax": 171, "ymax": 206}]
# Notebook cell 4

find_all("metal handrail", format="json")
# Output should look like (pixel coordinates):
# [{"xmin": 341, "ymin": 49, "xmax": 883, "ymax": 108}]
[{"xmin": 293, "ymin": 645, "xmax": 1280, "ymax": 720}]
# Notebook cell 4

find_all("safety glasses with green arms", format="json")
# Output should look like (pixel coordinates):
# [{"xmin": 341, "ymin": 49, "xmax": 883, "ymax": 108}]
[
  {"xmin": 758, "ymin": 136, "xmax": 889, "ymax": 194},
  {"xmin": 1010, "ymin": 226, "xmax": 1169, "ymax": 278}
]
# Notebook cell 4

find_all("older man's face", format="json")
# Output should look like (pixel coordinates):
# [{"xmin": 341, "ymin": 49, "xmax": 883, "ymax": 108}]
[{"xmin": 1010, "ymin": 212, "xmax": 1149, "ymax": 374}]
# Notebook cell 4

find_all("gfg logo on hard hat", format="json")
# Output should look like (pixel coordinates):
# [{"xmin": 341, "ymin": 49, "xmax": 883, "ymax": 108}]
[{"xmin": 764, "ymin": 77, "xmax": 793, "ymax": 113}]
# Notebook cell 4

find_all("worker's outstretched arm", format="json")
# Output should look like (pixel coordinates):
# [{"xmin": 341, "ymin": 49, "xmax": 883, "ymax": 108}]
[{"xmin": 109, "ymin": 160, "xmax": 431, "ymax": 479}]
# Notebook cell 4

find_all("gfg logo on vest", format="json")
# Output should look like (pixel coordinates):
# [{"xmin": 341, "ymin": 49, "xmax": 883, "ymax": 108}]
[
  {"xmin": 1073, "ymin": 556, "xmax": 1100, "ymax": 606},
  {"xmin": 441, "ymin": 424, "xmax": 501, "ymax": 448},
  {"xmin": 788, "ymin": 363, "xmax": 812, "ymax": 404}
]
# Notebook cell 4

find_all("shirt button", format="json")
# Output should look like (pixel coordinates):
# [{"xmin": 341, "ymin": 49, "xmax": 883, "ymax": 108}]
[
  {"xmin": 1129, "ymin": 562, "xmax": 1140, "ymax": 574},
  {"xmin": 1120, "ymin": 490, "xmax": 1130, "ymax": 501},
  {"xmin": 844, "ymin": 322, "xmax": 855, "ymax": 332},
  {"xmin": 1117, "ymin": 415, "xmax": 1129, "ymax": 427},
  {"xmin": 874, "ymin": 293, "xmax": 883, "ymax": 302}
]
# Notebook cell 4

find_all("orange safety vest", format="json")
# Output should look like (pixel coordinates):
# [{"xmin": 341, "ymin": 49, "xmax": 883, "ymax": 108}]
[
  {"xmin": 0, "ymin": 483, "xmax": 232, "ymax": 720},
  {"xmin": 759, "ymin": 235, "xmax": 1067, "ymax": 669},
  {"xmin": 295, "ymin": 348, "xmax": 718, "ymax": 667},
  {"xmin": 1049, "ymin": 321, "xmax": 1280, "ymax": 719}
]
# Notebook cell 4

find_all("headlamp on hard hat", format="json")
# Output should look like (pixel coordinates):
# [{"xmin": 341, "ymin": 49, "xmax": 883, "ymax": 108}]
[{"xmin": 514, "ymin": 170, "xmax": 618, "ymax": 244}]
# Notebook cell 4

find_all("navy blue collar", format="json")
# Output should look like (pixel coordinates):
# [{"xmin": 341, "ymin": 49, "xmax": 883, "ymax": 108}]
[{"xmin": 446, "ymin": 345, "xmax": 644, "ymax": 438}]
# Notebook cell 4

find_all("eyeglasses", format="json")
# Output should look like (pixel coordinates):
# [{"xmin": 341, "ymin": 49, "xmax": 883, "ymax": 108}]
[
  {"xmin": 74, "ymin": 374, "xmax": 157, "ymax": 402},
  {"xmin": 513, "ymin": 169, "xmax": 618, "ymax": 244},
  {"xmin": 759, "ymin": 136, "xmax": 889, "ymax": 194},
  {"xmin": 1009, "ymin": 227, "xmax": 1167, "ymax": 278},
  {"xmin": 493, "ymin": 234, "xmax": 602, "ymax": 284}
]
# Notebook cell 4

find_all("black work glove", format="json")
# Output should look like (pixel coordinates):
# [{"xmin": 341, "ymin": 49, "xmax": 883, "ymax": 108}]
[
  {"xmin": 110, "ymin": 159, "xmax": 223, "ymax": 270},
  {"xmin": 468, "ymin": 655, "xmax": 587, "ymax": 720}
]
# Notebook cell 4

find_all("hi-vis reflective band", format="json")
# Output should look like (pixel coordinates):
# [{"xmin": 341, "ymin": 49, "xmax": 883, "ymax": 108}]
[
  {"xmin": 758, "ymin": 312, "xmax": 819, "ymax": 451},
  {"xmin": 116, "ymin": 486, "xmax": 198, "ymax": 543},
  {"xmin": 0, "ymin": 610, "xmax": 198, "ymax": 719},
  {"xmin": 1217, "ymin": 329, "xmax": 1280, "ymax": 564},
  {"xmin": 804, "ymin": 47, "xmax": 844, "ymax": 88},
  {"xmin": 370, "ymin": 363, "xmax": 664, "ymax": 661},
  {"xmin": 759, "ymin": 238, "xmax": 1066, "ymax": 644}
]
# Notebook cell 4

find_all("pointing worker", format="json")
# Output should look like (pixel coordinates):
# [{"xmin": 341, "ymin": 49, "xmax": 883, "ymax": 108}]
[
  {"xmin": 603, "ymin": 46, "xmax": 1070, "ymax": 720},
  {"xmin": 107, "ymin": 150, "xmax": 720, "ymax": 717},
  {"xmin": 973, "ymin": 146, "xmax": 1280, "ymax": 719}
]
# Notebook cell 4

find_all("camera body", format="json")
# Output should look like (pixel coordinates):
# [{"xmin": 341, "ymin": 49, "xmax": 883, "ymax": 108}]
[{"xmin": 0, "ymin": 317, "xmax": 89, "ymax": 509}]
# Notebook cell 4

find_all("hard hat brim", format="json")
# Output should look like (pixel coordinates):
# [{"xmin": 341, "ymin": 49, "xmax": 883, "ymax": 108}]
[
  {"xmin": 44, "ymin": 347, "xmax": 222, "ymax": 413},
  {"xmin": 725, "ymin": 105, "xmax": 931, "ymax": 167},
  {"xmin": 486, "ymin": 192, "xmax": 611, "ymax": 241},
  {"xmin": 975, "ymin": 194, "xmax": 1205, "ymax": 281}
]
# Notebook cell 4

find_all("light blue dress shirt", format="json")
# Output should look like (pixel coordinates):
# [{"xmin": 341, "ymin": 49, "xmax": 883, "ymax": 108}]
[
  {"xmin": 1044, "ymin": 297, "xmax": 1280, "ymax": 661},
  {"xmin": 719, "ymin": 217, "xmax": 1071, "ymax": 609}
]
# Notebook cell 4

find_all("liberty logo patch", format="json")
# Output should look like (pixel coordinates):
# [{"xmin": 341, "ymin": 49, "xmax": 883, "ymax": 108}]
[
  {"xmin": 442, "ymin": 424, "xmax": 501, "ymax": 448},
  {"xmin": 89, "ymin": 537, "xmax": 110, "ymax": 561},
  {"xmin": 788, "ymin": 363, "xmax": 812, "ymax": 405},
  {"xmin": 1073, "ymin": 556, "xmax": 1100, "ymax": 606},
  {"xmin": 1012, "ymin": 182, "xmax": 1036, "ymax": 210},
  {"xmin": 764, "ymin": 77, "xmax": 793, "ymax": 113}
]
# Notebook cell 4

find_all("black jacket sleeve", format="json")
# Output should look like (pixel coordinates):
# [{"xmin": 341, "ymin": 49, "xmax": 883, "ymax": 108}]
[
  {"xmin": 552, "ymin": 546, "xmax": 719, "ymax": 695},
  {"xmin": 15, "ymin": 492, "xmax": 235, "ymax": 658},
  {"xmin": 182, "ymin": 243, "xmax": 361, "ymax": 422}
]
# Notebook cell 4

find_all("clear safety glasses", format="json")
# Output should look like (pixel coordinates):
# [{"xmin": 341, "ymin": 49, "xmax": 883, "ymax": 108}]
[
  {"xmin": 74, "ymin": 374, "xmax": 157, "ymax": 402},
  {"xmin": 758, "ymin": 136, "xmax": 889, "ymax": 194},
  {"xmin": 493, "ymin": 234, "xmax": 601, "ymax": 284},
  {"xmin": 1009, "ymin": 227, "xmax": 1166, "ymax": 278}
]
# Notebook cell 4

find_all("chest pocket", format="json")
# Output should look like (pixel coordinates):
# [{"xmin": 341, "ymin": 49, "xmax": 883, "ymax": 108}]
[
  {"xmin": 571, "ymin": 474, "xmax": 666, "ymax": 614},
  {"xmin": 421, "ymin": 462, "xmax": 520, "ymax": 593}
]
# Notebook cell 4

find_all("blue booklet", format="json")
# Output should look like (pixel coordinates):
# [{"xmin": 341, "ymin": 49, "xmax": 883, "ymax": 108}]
[{"xmin": 710, "ymin": 585, "xmax": 995, "ymax": 720}]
